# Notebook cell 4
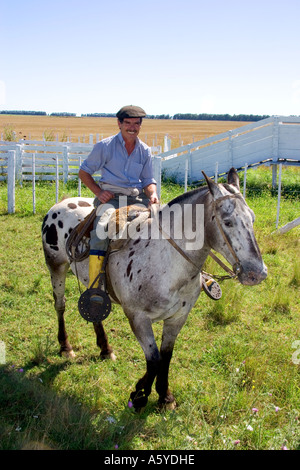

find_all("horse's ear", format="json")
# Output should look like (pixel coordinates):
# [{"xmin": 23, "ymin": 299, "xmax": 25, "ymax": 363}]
[
  {"xmin": 227, "ymin": 167, "xmax": 240, "ymax": 190},
  {"xmin": 202, "ymin": 171, "xmax": 223, "ymax": 199}
]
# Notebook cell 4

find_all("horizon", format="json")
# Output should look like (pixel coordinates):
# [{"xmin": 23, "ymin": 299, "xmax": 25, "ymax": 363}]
[{"xmin": 0, "ymin": 110, "xmax": 275, "ymax": 118}]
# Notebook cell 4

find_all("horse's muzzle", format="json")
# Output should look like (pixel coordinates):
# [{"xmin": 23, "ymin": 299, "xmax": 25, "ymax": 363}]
[{"xmin": 236, "ymin": 262, "xmax": 268, "ymax": 286}]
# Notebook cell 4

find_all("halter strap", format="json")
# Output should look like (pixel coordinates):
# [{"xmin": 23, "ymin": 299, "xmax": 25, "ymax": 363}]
[
  {"xmin": 157, "ymin": 192, "xmax": 242, "ymax": 279},
  {"xmin": 212, "ymin": 193, "xmax": 242, "ymax": 268}
]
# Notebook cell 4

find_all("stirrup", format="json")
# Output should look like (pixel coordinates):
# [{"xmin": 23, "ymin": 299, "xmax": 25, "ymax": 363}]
[
  {"xmin": 202, "ymin": 273, "xmax": 222, "ymax": 300},
  {"xmin": 78, "ymin": 271, "xmax": 111, "ymax": 322}
]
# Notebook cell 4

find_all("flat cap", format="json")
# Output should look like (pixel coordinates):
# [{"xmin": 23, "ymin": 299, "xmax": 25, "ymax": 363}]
[{"xmin": 116, "ymin": 105, "xmax": 146, "ymax": 120}]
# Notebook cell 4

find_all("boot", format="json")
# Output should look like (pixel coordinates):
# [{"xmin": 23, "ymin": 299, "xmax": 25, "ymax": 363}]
[
  {"xmin": 88, "ymin": 254, "xmax": 106, "ymax": 307},
  {"xmin": 88, "ymin": 254, "xmax": 105, "ymax": 288}
]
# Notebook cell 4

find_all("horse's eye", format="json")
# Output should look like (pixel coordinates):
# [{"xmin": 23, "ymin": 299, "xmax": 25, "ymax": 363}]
[{"xmin": 224, "ymin": 220, "xmax": 233, "ymax": 227}]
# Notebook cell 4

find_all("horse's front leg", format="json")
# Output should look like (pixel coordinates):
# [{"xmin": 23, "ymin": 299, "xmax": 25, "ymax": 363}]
[
  {"xmin": 127, "ymin": 313, "xmax": 160, "ymax": 411},
  {"xmin": 156, "ymin": 314, "xmax": 188, "ymax": 409},
  {"xmin": 93, "ymin": 321, "xmax": 116, "ymax": 361}
]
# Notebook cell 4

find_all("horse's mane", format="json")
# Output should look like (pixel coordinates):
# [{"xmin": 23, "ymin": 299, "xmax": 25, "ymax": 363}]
[
  {"xmin": 167, "ymin": 185, "xmax": 209, "ymax": 208},
  {"xmin": 167, "ymin": 181, "xmax": 239, "ymax": 208}
]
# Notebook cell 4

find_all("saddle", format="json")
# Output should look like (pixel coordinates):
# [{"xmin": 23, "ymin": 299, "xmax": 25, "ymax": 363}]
[
  {"xmin": 107, "ymin": 205, "xmax": 151, "ymax": 250},
  {"xmin": 66, "ymin": 205, "xmax": 151, "ymax": 262}
]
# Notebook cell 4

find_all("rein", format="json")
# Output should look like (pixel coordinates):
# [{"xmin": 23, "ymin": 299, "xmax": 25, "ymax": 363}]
[{"xmin": 158, "ymin": 193, "xmax": 243, "ymax": 281}]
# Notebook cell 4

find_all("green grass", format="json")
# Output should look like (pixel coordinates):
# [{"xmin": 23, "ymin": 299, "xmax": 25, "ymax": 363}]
[{"xmin": 0, "ymin": 167, "xmax": 299, "ymax": 450}]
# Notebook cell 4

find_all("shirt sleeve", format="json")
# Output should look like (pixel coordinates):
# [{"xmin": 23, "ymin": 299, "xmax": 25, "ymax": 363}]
[
  {"xmin": 140, "ymin": 147, "xmax": 157, "ymax": 188},
  {"xmin": 80, "ymin": 142, "xmax": 105, "ymax": 175}
]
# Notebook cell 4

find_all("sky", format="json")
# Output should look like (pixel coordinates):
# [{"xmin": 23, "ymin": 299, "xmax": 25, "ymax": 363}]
[{"xmin": 1, "ymin": 0, "xmax": 300, "ymax": 117}]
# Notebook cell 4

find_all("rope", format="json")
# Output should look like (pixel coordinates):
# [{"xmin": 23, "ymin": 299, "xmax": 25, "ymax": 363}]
[{"xmin": 66, "ymin": 208, "xmax": 97, "ymax": 262}]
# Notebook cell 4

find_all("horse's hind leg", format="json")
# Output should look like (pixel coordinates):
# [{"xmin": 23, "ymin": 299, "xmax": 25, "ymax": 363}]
[
  {"xmin": 49, "ymin": 261, "xmax": 75, "ymax": 358},
  {"xmin": 93, "ymin": 321, "xmax": 116, "ymax": 361}
]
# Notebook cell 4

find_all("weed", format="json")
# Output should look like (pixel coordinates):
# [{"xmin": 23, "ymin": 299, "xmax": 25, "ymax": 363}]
[{"xmin": 3, "ymin": 124, "xmax": 16, "ymax": 141}]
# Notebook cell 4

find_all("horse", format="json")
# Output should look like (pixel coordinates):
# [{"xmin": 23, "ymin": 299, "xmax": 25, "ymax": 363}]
[{"xmin": 42, "ymin": 168, "xmax": 267, "ymax": 411}]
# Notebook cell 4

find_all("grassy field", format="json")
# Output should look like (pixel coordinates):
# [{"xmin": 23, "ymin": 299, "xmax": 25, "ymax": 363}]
[
  {"xmin": 0, "ymin": 114, "xmax": 250, "ymax": 149},
  {"xmin": 0, "ymin": 164, "xmax": 299, "ymax": 451}
]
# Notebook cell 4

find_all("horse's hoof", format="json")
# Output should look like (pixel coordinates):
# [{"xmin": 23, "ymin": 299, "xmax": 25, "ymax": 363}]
[
  {"xmin": 160, "ymin": 400, "xmax": 177, "ymax": 411},
  {"xmin": 100, "ymin": 352, "xmax": 117, "ymax": 361},
  {"xmin": 130, "ymin": 390, "xmax": 148, "ymax": 412},
  {"xmin": 158, "ymin": 393, "xmax": 177, "ymax": 411},
  {"xmin": 61, "ymin": 349, "xmax": 76, "ymax": 359}
]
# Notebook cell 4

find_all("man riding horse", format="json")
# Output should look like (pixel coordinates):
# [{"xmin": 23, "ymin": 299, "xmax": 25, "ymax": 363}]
[
  {"xmin": 78, "ymin": 104, "xmax": 220, "ymax": 317},
  {"xmin": 78, "ymin": 105, "xmax": 159, "ymax": 312}
]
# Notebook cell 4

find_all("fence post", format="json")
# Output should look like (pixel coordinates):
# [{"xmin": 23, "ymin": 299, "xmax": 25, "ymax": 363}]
[
  {"xmin": 152, "ymin": 156, "xmax": 161, "ymax": 200},
  {"xmin": 184, "ymin": 154, "xmax": 189, "ymax": 192},
  {"xmin": 228, "ymin": 130, "xmax": 233, "ymax": 167},
  {"xmin": 164, "ymin": 135, "xmax": 171, "ymax": 152},
  {"xmin": 271, "ymin": 116, "xmax": 279, "ymax": 189},
  {"xmin": 215, "ymin": 162, "xmax": 218, "ymax": 182},
  {"xmin": 272, "ymin": 116, "xmax": 279, "ymax": 161},
  {"xmin": 272, "ymin": 164, "xmax": 277, "ymax": 189},
  {"xmin": 78, "ymin": 156, "xmax": 82, "ymax": 196},
  {"xmin": 63, "ymin": 146, "xmax": 68, "ymax": 183},
  {"xmin": 56, "ymin": 155, "xmax": 59, "ymax": 203},
  {"xmin": 32, "ymin": 153, "xmax": 36, "ymax": 214},
  {"xmin": 276, "ymin": 163, "xmax": 282, "ymax": 228},
  {"xmin": 15, "ymin": 144, "xmax": 23, "ymax": 184},
  {"xmin": 243, "ymin": 163, "xmax": 248, "ymax": 198},
  {"xmin": 188, "ymin": 144, "xmax": 192, "ymax": 186},
  {"xmin": 7, "ymin": 150, "xmax": 16, "ymax": 214}
]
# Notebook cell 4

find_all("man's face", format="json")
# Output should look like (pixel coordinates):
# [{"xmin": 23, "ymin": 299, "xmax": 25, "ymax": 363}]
[{"xmin": 118, "ymin": 117, "xmax": 142, "ymax": 142}]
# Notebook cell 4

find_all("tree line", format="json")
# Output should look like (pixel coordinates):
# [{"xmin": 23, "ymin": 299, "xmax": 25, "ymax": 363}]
[
  {"xmin": 172, "ymin": 113, "xmax": 270, "ymax": 121},
  {"xmin": 0, "ymin": 110, "xmax": 270, "ymax": 121}
]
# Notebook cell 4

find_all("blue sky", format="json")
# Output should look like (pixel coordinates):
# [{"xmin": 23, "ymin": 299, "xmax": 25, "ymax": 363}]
[{"xmin": 1, "ymin": 0, "xmax": 300, "ymax": 117}]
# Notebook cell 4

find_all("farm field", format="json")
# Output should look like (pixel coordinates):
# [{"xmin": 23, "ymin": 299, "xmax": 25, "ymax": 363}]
[
  {"xmin": 0, "ymin": 166, "xmax": 299, "ymax": 451},
  {"xmin": 0, "ymin": 114, "xmax": 250, "ymax": 149}
]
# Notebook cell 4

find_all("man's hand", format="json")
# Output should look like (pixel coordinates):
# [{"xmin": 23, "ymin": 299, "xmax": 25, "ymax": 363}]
[
  {"xmin": 148, "ymin": 193, "xmax": 159, "ymax": 205},
  {"xmin": 97, "ymin": 190, "xmax": 115, "ymax": 204},
  {"xmin": 144, "ymin": 183, "xmax": 159, "ymax": 206},
  {"xmin": 78, "ymin": 169, "xmax": 114, "ymax": 204}
]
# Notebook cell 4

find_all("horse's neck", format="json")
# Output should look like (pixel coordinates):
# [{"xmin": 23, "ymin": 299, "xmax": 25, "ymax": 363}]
[{"xmin": 158, "ymin": 189, "xmax": 212, "ymax": 271}]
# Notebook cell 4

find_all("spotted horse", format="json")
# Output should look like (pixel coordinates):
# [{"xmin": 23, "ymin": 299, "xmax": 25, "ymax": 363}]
[{"xmin": 42, "ymin": 168, "xmax": 267, "ymax": 411}]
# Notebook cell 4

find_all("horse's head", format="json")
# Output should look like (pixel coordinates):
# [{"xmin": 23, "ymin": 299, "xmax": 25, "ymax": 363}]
[{"xmin": 203, "ymin": 168, "xmax": 267, "ymax": 286}]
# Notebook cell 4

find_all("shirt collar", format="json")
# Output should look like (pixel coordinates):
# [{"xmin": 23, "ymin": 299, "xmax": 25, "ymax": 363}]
[{"xmin": 117, "ymin": 131, "xmax": 140, "ymax": 150}]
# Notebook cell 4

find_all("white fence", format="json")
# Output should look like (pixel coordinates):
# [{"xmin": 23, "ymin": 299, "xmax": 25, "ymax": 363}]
[
  {"xmin": 1, "ymin": 116, "xmax": 300, "ymax": 216},
  {"xmin": 160, "ymin": 116, "xmax": 300, "ymax": 187},
  {"xmin": 0, "ymin": 140, "xmax": 162, "ymax": 213}
]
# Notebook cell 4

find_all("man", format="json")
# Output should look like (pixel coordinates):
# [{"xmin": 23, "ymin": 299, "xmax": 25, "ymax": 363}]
[{"xmin": 78, "ymin": 105, "xmax": 159, "ymax": 295}]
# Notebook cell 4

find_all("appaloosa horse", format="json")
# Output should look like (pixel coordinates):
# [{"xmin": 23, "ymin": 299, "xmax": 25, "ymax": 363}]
[{"xmin": 42, "ymin": 168, "xmax": 267, "ymax": 410}]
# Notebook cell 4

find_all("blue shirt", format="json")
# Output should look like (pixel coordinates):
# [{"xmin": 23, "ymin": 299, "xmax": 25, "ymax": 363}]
[{"xmin": 80, "ymin": 132, "xmax": 156, "ymax": 190}]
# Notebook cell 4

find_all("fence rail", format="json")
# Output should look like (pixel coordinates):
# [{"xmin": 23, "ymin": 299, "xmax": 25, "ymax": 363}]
[
  {"xmin": 160, "ymin": 116, "xmax": 300, "ymax": 186},
  {"xmin": 0, "ymin": 141, "xmax": 162, "ymax": 213},
  {"xmin": 1, "ymin": 116, "xmax": 299, "ymax": 221}
]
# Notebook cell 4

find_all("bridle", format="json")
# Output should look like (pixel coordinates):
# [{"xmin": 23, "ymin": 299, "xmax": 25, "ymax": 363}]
[
  {"xmin": 211, "ymin": 193, "xmax": 243, "ymax": 275},
  {"xmin": 158, "ymin": 192, "xmax": 243, "ymax": 281}
]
